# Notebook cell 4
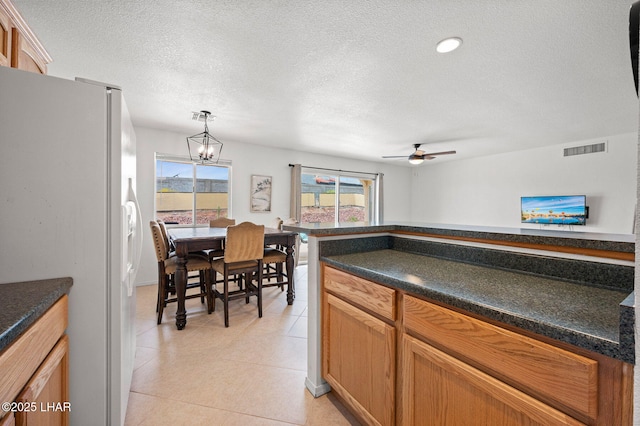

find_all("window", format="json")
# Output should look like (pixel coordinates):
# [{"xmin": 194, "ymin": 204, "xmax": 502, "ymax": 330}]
[
  {"xmin": 155, "ymin": 154, "xmax": 231, "ymax": 225},
  {"xmin": 297, "ymin": 166, "xmax": 381, "ymax": 225}
]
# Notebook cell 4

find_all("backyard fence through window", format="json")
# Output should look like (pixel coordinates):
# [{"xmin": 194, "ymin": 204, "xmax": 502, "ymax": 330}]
[{"xmin": 155, "ymin": 154, "xmax": 232, "ymax": 225}]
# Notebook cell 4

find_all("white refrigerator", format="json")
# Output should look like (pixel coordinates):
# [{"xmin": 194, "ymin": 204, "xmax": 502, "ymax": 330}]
[{"xmin": 0, "ymin": 66, "xmax": 142, "ymax": 426}]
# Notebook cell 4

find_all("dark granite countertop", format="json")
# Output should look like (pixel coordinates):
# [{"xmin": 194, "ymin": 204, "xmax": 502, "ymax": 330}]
[
  {"xmin": 322, "ymin": 250, "xmax": 634, "ymax": 363},
  {"xmin": 285, "ymin": 221, "xmax": 635, "ymax": 253},
  {"xmin": 0, "ymin": 277, "xmax": 73, "ymax": 353}
]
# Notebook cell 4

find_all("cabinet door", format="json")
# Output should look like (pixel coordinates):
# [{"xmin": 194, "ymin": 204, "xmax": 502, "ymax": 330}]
[
  {"xmin": 15, "ymin": 335, "xmax": 69, "ymax": 426},
  {"xmin": 0, "ymin": 412, "xmax": 15, "ymax": 426},
  {"xmin": 0, "ymin": 3, "xmax": 10, "ymax": 66},
  {"xmin": 10, "ymin": 28, "xmax": 46, "ymax": 74},
  {"xmin": 401, "ymin": 334, "xmax": 585, "ymax": 426},
  {"xmin": 323, "ymin": 293, "xmax": 395, "ymax": 426}
]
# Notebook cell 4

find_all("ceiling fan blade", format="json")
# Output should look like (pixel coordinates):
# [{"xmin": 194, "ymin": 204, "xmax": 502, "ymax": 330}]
[
  {"xmin": 383, "ymin": 148, "xmax": 456, "ymax": 161},
  {"xmin": 421, "ymin": 150, "xmax": 457, "ymax": 157}
]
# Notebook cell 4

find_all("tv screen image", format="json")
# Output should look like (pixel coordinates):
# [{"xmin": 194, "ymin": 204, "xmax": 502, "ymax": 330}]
[{"xmin": 521, "ymin": 195, "xmax": 587, "ymax": 225}]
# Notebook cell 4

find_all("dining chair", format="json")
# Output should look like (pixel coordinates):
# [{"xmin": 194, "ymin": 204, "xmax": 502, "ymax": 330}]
[
  {"xmin": 264, "ymin": 216, "xmax": 283, "ymax": 281},
  {"xmin": 208, "ymin": 217, "xmax": 236, "ymax": 260},
  {"xmin": 150, "ymin": 221, "xmax": 212, "ymax": 324},
  {"xmin": 269, "ymin": 216, "xmax": 283, "ymax": 230},
  {"xmin": 262, "ymin": 217, "xmax": 299, "ymax": 290},
  {"xmin": 210, "ymin": 221, "xmax": 264, "ymax": 327},
  {"xmin": 262, "ymin": 246, "xmax": 288, "ymax": 291},
  {"xmin": 158, "ymin": 219, "xmax": 208, "ymax": 301},
  {"xmin": 157, "ymin": 220, "xmax": 175, "ymax": 253},
  {"xmin": 210, "ymin": 217, "xmax": 236, "ymax": 228}
]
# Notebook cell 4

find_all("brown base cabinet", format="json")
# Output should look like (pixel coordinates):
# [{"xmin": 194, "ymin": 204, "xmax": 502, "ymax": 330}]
[
  {"xmin": 324, "ymin": 293, "xmax": 396, "ymax": 425},
  {"xmin": 321, "ymin": 264, "xmax": 633, "ymax": 426},
  {"xmin": 402, "ymin": 335, "xmax": 585, "ymax": 425},
  {"xmin": 323, "ymin": 265, "xmax": 397, "ymax": 425},
  {"xmin": 0, "ymin": 296, "xmax": 69, "ymax": 426}
]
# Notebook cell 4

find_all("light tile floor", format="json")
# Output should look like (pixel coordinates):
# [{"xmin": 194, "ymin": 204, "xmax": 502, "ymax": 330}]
[{"xmin": 125, "ymin": 265, "xmax": 360, "ymax": 425}]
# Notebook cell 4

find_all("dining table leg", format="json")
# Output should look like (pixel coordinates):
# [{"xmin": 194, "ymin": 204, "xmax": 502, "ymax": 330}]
[
  {"xmin": 285, "ymin": 236, "xmax": 296, "ymax": 305},
  {"xmin": 175, "ymin": 253, "xmax": 188, "ymax": 330}
]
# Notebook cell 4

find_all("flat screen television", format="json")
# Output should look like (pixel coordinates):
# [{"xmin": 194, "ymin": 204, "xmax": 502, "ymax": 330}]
[{"xmin": 521, "ymin": 195, "xmax": 587, "ymax": 225}]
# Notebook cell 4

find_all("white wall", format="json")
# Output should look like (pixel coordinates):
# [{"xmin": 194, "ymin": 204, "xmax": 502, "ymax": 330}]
[
  {"xmin": 410, "ymin": 132, "xmax": 637, "ymax": 235},
  {"xmin": 135, "ymin": 126, "xmax": 412, "ymax": 286}
]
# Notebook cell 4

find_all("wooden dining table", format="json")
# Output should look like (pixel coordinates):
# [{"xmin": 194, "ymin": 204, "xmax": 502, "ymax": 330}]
[{"xmin": 168, "ymin": 226, "xmax": 298, "ymax": 330}]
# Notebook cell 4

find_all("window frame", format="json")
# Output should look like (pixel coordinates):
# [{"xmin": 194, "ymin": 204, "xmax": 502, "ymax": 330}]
[
  {"xmin": 154, "ymin": 153, "xmax": 232, "ymax": 227},
  {"xmin": 299, "ymin": 166, "xmax": 381, "ymax": 225}
]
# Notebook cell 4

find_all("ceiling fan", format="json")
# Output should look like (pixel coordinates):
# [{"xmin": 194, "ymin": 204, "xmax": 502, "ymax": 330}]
[{"xmin": 382, "ymin": 144, "xmax": 457, "ymax": 165}]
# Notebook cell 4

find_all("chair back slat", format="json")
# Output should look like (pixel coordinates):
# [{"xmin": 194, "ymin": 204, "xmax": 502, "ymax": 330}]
[{"xmin": 224, "ymin": 222, "xmax": 264, "ymax": 263}]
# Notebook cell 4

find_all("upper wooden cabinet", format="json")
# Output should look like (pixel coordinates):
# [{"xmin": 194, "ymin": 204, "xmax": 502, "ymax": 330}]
[
  {"xmin": 0, "ymin": 3, "xmax": 10, "ymax": 66},
  {"xmin": 0, "ymin": 0, "xmax": 51, "ymax": 74}
]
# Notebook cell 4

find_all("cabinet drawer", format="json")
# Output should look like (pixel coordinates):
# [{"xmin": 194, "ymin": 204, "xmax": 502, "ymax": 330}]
[
  {"xmin": 403, "ymin": 295, "xmax": 598, "ymax": 421},
  {"xmin": 323, "ymin": 265, "xmax": 396, "ymax": 321}
]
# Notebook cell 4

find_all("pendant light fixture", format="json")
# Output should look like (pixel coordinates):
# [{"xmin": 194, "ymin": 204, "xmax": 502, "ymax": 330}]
[{"xmin": 186, "ymin": 110, "xmax": 223, "ymax": 163}]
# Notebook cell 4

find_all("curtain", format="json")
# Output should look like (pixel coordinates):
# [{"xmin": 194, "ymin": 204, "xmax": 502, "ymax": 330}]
[
  {"xmin": 290, "ymin": 163, "xmax": 302, "ymax": 221},
  {"xmin": 377, "ymin": 172, "xmax": 384, "ymax": 223}
]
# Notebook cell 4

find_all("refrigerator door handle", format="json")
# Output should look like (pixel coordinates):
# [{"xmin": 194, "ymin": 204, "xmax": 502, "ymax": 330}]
[
  {"xmin": 123, "ymin": 178, "xmax": 143, "ymax": 296},
  {"xmin": 129, "ymin": 179, "xmax": 143, "ymax": 284}
]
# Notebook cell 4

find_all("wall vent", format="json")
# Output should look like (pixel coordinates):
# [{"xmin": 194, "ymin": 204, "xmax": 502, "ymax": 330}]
[{"xmin": 563, "ymin": 142, "xmax": 607, "ymax": 157}]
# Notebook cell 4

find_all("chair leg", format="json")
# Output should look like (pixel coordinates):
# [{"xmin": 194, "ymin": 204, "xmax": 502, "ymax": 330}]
[
  {"xmin": 199, "ymin": 271, "xmax": 206, "ymax": 304},
  {"xmin": 157, "ymin": 274, "xmax": 166, "ymax": 325},
  {"xmin": 223, "ymin": 274, "xmax": 230, "ymax": 327},
  {"xmin": 156, "ymin": 280, "xmax": 160, "ymax": 313},
  {"xmin": 277, "ymin": 263, "xmax": 284, "ymax": 291},
  {"xmin": 258, "ymin": 266, "xmax": 263, "ymax": 318},
  {"xmin": 245, "ymin": 272, "xmax": 251, "ymax": 304},
  {"xmin": 208, "ymin": 270, "xmax": 216, "ymax": 313}
]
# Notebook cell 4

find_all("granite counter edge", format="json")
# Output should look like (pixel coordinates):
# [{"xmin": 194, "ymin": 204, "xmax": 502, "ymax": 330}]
[
  {"xmin": 0, "ymin": 277, "xmax": 73, "ymax": 354},
  {"xmin": 285, "ymin": 223, "xmax": 634, "ymax": 253}
]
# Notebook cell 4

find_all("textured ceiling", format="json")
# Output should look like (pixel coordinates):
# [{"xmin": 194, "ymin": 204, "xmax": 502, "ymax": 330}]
[{"xmin": 11, "ymin": 0, "xmax": 640, "ymax": 165}]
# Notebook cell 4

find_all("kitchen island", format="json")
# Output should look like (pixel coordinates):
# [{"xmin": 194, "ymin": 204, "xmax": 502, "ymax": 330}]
[{"xmin": 283, "ymin": 222, "xmax": 635, "ymax": 425}]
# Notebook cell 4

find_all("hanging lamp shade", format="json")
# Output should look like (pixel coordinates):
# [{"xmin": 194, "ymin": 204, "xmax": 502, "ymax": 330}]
[{"xmin": 186, "ymin": 111, "xmax": 223, "ymax": 163}]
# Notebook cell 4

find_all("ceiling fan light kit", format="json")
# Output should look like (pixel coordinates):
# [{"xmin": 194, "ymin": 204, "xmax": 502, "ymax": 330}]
[{"xmin": 408, "ymin": 155, "xmax": 424, "ymax": 165}]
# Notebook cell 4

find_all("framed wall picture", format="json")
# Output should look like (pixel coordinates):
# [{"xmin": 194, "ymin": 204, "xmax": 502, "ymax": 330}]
[{"xmin": 250, "ymin": 175, "xmax": 272, "ymax": 212}]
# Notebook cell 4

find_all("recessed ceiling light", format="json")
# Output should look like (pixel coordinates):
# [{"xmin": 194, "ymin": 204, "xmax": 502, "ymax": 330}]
[{"xmin": 436, "ymin": 37, "xmax": 462, "ymax": 53}]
